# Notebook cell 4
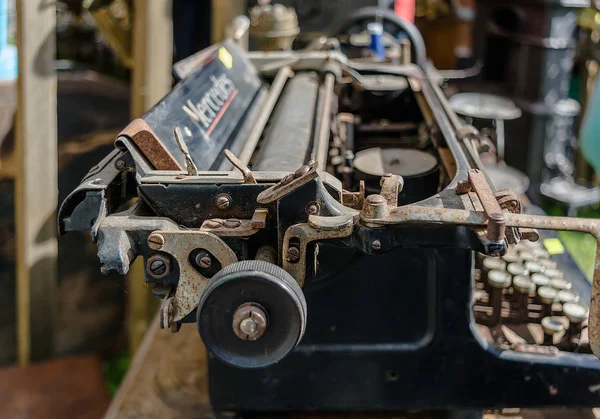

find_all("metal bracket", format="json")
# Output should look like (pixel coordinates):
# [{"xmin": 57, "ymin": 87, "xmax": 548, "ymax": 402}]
[
  {"xmin": 282, "ymin": 214, "xmax": 354, "ymax": 287},
  {"xmin": 154, "ymin": 230, "xmax": 238, "ymax": 323}
]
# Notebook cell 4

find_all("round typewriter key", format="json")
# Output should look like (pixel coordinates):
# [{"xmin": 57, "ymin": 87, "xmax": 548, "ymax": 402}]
[
  {"xmin": 507, "ymin": 262, "xmax": 528, "ymax": 276},
  {"xmin": 541, "ymin": 316, "xmax": 565, "ymax": 345},
  {"xmin": 523, "ymin": 240, "xmax": 543, "ymax": 250},
  {"xmin": 564, "ymin": 302, "xmax": 589, "ymax": 347},
  {"xmin": 483, "ymin": 257, "xmax": 507, "ymax": 272},
  {"xmin": 557, "ymin": 289, "xmax": 579, "ymax": 304},
  {"xmin": 502, "ymin": 249, "xmax": 521, "ymax": 264},
  {"xmin": 524, "ymin": 261, "xmax": 543, "ymax": 275},
  {"xmin": 513, "ymin": 275, "xmax": 534, "ymax": 322},
  {"xmin": 539, "ymin": 258, "xmax": 558, "ymax": 270},
  {"xmin": 531, "ymin": 273, "xmax": 550, "ymax": 289},
  {"xmin": 519, "ymin": 251, "xmax": 537, "ymax": 263},
  {"xmin": 533, "ymin": 248, "xmax": 550, "ymax": 259},
  {"xmin": 563, "ymin": 302, "xmax": 589, "ymax": 324},
  {"xmin": 538, "ymin": 286, "xmax": 558, "ymax": 318},
  {"xmin": 513, "ymin": 275, "xmax": 534, "ymax": 293},
  {"xmin": 482, "ymin": 258, "xmax": 507, "ymax": 290},
  {"xmin": 514, "ymin": 242, "xmax": 530, "ymax": 252},
  {"xmin": 550, "ymin": 277, "xmax": 572, "ymax": 291},
  {"xmin": 488, "ymin": 269, "xmax": 512, "ymax": 289},
  {"xmin": 538, "ymin": 286, "xmax": 558, "ymax": 304},
  {"xmin": 544, "ymin": 268, "xmax": 564, "ymax": 280}
]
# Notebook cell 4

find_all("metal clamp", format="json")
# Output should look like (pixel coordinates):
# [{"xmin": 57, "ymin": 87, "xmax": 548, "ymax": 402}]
[
  {"xmin": 152, "ymin": 230, "xmax": 238, "ymax": 324},
  {"xmin": 282, "ymin": 214, "xmax": 355, "ymax": 287}
]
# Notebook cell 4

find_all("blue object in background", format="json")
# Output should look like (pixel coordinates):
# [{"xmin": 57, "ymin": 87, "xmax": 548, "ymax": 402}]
[
  {"xmin": 367, "ymin": 22, "xmax": 385, "ymax": 62},
  {"xmin": 0, "ymin": 0, "xmax": 17, "ymax": 81}
]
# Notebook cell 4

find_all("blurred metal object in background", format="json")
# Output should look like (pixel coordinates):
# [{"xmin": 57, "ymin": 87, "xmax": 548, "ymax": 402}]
[
  {"xmin": 87, "ymin": 0, "xmax": 134, "ymax": 69},
  {"xmin": 249, "ymin": 0, "xmax": 300, "ymax": 50}
]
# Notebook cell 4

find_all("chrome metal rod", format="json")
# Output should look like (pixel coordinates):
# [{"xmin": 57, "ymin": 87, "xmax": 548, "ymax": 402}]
[{"xmin": 238, "ymin": 65, "xmax": 293, "ymax": 167}]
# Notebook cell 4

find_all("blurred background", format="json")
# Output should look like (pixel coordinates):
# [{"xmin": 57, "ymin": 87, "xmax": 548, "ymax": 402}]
[{"xmin": 1, "ymin": 0, "xmax": 600, "ymax": 417}]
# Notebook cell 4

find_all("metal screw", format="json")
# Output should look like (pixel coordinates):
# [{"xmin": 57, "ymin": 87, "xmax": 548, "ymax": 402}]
[
  {"xmin": 371, "ymin": 239, "xmax": 381, "ymax": 251},
  {"xmin": 148, "ymin": 233, "xmax": 165, "ymax": 250},
  {"xmin": 150, "ymin": 260, "xmax": 166, "ymax": 275},
  {"xmin": 286, "ymin": 246, "xmax": 300, "ymax": 263},
  {"xmin": 224, "ymin": 218, "xmax": 241, "ymax": 228},
  {"xmin": 115, "ymin": 159, "xmax": 126, "ymax": 170},
  {"xmin": 240, "ymin": 318, "xmax": 258, "ymax": 335},
  {"xmin": 232, "ymin": 303, "xmax": 268, "ymax": 341},
  {"xmin": 204, "ymin": 219, "xmax": 224, "ymax": 229},
  {"xmin": 294, "ymin": 165, "xmax": 310, "ymax": 178},
  {"xmin": 147, "ymin": 255, "xmax": 170, "ymax": 279},
  {"xmin": 215, "ymin": 193, "xmax": 232, "ymax": 210},
  {"xmin": 366, "ymin": 194, "xmax": 386, "ymax": 204},
  {"xmin": 195, "ymin": 252, "xmax": 212, "ymax": 269},
  {"xmin": 306, "ymin": 202, "xmax": 319, "ymax": 215}
]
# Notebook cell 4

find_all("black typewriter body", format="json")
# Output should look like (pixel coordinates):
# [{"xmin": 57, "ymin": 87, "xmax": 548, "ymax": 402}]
[{"xmin": 59, "ymin": 8, "xmax": 600, "ymax": 414}]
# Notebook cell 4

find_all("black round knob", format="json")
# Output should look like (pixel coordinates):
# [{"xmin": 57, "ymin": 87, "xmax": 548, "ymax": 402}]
[{"xmin": 197, "ymin": 260, "xmax": 307, "ymax": 368}]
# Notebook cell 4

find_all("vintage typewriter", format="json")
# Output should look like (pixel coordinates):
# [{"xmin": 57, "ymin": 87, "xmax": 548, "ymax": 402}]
[{"xmin": 59, "ymin": 7, "xmax": 600, "ymax": 414}]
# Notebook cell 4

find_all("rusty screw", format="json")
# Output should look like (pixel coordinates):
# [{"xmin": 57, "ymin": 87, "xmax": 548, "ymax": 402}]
[
  {"xmin": 224, "ymin": 218, "xmax": 242, "ymax": 228},
  {"xmin": 115, "ymin": 159, "xmax": 126, "ymax": 170},
  {"xmin": 204, "ymin": 219, "xmax": 224, "ymax": 229},
  {"xmin": 215, "ymin": 193, "xmax": 232, "ymax": 210},
  {"xmin": 286, "ymin": 246, "xmax": 300, "ymax": 263},
  {"xmin": 148, "ymin": 232, "xmax": 165, "ymax": 250},
  {"xmin": 306, "ymin": 202, "xmax": 319, "ymax": 215},
  {"xmin": 371, "ymin": 239, "xmax": 381, "ymax": 251},
  {"xmin": 147, "ymin": 255, "xmax": 170, "ymax": 279},
  {"xmin": 195, "ymin": 252, "xmax": 212, "ymax": 269}
]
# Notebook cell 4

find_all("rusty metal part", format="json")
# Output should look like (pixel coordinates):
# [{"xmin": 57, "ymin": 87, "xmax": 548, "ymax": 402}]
[
  {"xmin": 455, "ymin": 180, "xmax": 472, "ymax": 195},
  {"xmin": 495, "ymin": 189, "xmax": 521, "ymax": 214},
  {"xmin": 224, "ymin": 219, "xmax": 242, "ymax": 228},
  {"xmin": 174, "ymin": 127, "xmax": 198, "ymax": 176},
  {"xmin": 146, "ymin": 254, "xmax": 170, "ymax": 279},
  {"xmin": 468, "ymin": 169, "xmax": 506, "ymax": 242},
  {"xmin": 342, "ymin": 181, "xmax": 365, "ymax": 210},
  {"xmin": 204, "ymin": 219, "xmax": 224, "ymax": 229},
  {"xmin": 379, "ymin": 174, "xmax": 404, "ymax": 207},
  {"xmin": 224, "ymin": 149, "xmax": 257, "ymax": 184},
  {"xmin": 153, "ymin": 230, "xmax": 238, "ymax": 322},
  {"xmin": 306, "ymin": 202, "xmax": 320, "ymax": 216},
  {"xmin": 159, "ymin": 291, "xmax": 174, "ymax": 329},
  {"xmin": 232, "ymin": 303, "xmax": 268, "ymax": 341},
  {"xmin": 195, "ymin": 252, "xmax": 212, "ymax": 269},
  {"xmin": 251, "ymin": 208, "xmax": 269, "ymax": 229},
  {"xmin": 201, "ymin": 209, "xmax": 268, "ymax": 237},
  {"xmin": 286, "ymin": 246, "xmax": 300, "ymax": 263},
  {"xmin": 215, "ymin": 194, "xmax": 232, "ymax": 210},
  {"xmin": 147, "ymin": 232, "xmax": 165, "ymax": 250},
  {"xmin": 362, "ymin": 194, "xmax": 389, "ymax": 220},
  {"xmin": 520, "ymin": 228, "xmax": 540, "ymax": 242},
  {"xmin": 119, "ymin": 118, "xmax": 182, "ymax": 170},
  {"xmin": 282, "ymin": 214, "xmax": 354, "ymax": 286},
  {"xmin": 257, "ymin": 162, "xmax": 319, "ymax": 204}
]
